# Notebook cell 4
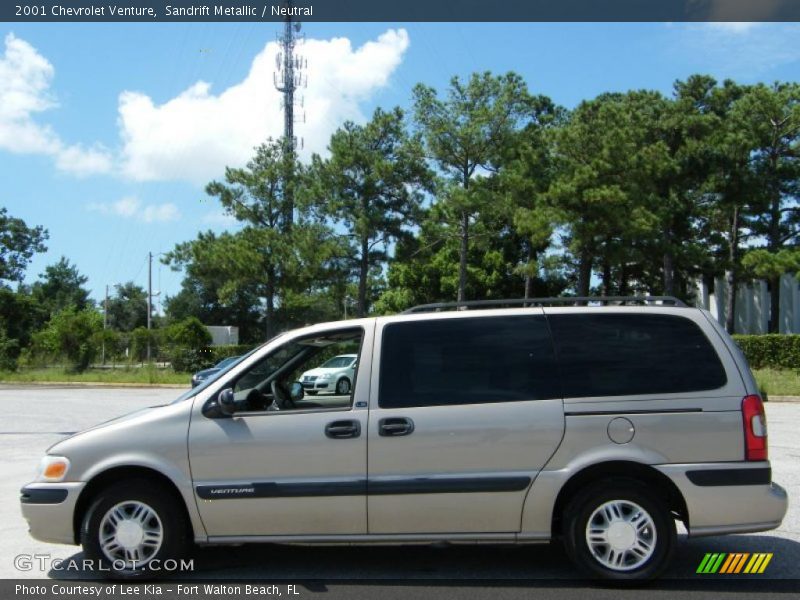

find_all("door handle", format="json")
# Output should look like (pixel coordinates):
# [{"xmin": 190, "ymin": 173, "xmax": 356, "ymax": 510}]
[
  {"xmin": 325, "ymin": 420, "xmax": 361, "ymax": 439},
  {"xmin": 378, "ymin": 417, "xmax": 415, "ymax": 437}
]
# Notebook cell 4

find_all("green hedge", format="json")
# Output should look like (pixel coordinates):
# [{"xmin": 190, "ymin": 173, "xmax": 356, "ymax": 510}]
[{"xmin": 733, "ymin": 334, "xmax": 800, "ymax": 370}]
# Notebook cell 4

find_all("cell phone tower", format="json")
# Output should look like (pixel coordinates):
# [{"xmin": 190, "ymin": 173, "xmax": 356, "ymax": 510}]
[{"xmin": 273, "ymin": 0, "xmax": 307, "ymax": 231}]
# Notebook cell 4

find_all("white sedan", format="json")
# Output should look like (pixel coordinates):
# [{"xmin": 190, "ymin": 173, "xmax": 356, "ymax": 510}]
[{"xmin": 300, "ymin": 354, "xmax": 357, "ymax": 396}]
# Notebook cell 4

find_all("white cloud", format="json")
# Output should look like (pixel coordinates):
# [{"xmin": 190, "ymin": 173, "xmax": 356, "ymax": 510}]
[
  {"xmin": 705, "ymin": 22, "xmax": 759, "ymax": 34},
  {"xmin": 671, "ymin": 23, "xmax": 800, "ymax": 76},
  {"xmin": 0, "ymin": 33, "xmax": 112, "ymax": 176},
  {"xmin": 201, "ymin": 209, "xmax": 239, "ymax": 227},
  {"xmin": 118, "ymin": 28, "xmax": 410, "ymax": 184},
  {"xmin": 87, "ymin": 196, "xmax": 180, "ymax": 223}
]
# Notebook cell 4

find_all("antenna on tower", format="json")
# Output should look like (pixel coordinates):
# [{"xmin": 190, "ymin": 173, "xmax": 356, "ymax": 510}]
[{"xmin": 273, "ymin": 0, "xmax": 306, "ymax": 231}]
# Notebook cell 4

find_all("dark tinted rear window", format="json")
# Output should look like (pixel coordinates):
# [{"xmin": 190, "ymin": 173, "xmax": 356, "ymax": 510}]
[
  {"xmin": 548, "ymin": 313, "xmax": 727, "ymax": 398},
  {"xmin": 379, "ymin": 316, "xmax": 560, "ymax": 409}
]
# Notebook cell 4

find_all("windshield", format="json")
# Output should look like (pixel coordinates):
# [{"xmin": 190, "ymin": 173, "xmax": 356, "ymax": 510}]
[
  {"xmin": 170, "ymin": 338, "xmax": 281, "ymax": 404},
  {"xmin": 215, "ymin": 356, "xmax": 241, "ymax": 369},
  {"xmin": 321, "ymin": 356, "xmax": 355, "ymax": 369}
]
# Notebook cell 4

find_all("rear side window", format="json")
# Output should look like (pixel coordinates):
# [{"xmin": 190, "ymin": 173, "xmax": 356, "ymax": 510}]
[
  {"xmin": 548, "ymin": 314, "xmax": 727, "ymax": 398},
  {"xmin": 379, "ymin": 316, "xmax": 560, "ymax": 409}
]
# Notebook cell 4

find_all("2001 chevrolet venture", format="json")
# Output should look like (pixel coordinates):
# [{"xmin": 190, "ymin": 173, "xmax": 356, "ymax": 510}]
[{"xmin": 20, "ymin": 297, "xmax": 788, "ymax": 581}]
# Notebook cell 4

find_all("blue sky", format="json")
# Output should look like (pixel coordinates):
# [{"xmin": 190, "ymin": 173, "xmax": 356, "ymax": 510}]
[{"xmin": 1, "ymin": 21, "xmax": 799, "ymax": 310}]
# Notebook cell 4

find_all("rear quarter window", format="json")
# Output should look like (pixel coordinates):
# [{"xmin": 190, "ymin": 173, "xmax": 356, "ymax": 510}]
[{"xmin": 548, "ymin": 313, "xmax": 727, "ymax": 398}]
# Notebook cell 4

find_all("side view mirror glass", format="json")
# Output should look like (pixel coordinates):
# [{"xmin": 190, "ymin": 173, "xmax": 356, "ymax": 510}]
[
  {"xmin": 289, "ymin": 381, "xmax": 304, "ymax": 402},
  {"xmin": 218, "ymin": 388, "xmax": 236, "ymax": 416}
]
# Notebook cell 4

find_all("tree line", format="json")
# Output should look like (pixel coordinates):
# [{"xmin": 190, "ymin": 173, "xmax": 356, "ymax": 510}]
[{"xmin": 0, "ymin": 71, "xmax": 798, "ymax": 370}]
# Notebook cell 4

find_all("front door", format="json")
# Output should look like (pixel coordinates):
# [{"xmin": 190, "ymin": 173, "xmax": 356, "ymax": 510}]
[
  {"xmin": 189, "ymin": 324, "xmax": 371, "ymax": 538},
  {"xmin": 367, "ymin": 313, "xmax": 565, "ymax": 534}
]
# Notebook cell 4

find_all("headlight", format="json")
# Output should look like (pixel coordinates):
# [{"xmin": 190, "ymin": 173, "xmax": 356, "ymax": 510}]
[
  {"xmin": 317, "ymin": 374, "xmax": 332, "ymax": 381},
  {"xmin": 36, "ymin": 456, "xmax": 70, "ymax": 482}
]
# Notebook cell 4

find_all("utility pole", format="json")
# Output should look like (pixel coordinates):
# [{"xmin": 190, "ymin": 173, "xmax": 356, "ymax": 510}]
[
  {"xmin": 274, "ymin": 0, "xmax": 306, "ymax": 231},
  {"xmin": 147, "ymin": 251, "xmax": 152, "ymax": 362},
  {"xmin": 102, "ymin": 285, "xmax": 108, "ymax": 365}
]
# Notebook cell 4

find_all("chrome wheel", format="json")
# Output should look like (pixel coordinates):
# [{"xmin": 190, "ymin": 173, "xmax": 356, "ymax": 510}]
[
  {"xmin": 98, "ymin": 501, "xmax": 163, "ymax": 568},
  {"xmin": 585, "ymin": 499, "xmax": 656, "ymax": 572}
]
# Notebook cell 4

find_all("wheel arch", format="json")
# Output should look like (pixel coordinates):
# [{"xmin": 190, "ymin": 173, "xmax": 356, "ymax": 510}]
[
  {"xmin": 550, "ymin": 460, "xmax": 689, "ymax": 537},
  {"xmin": 73, "ymin": 465, "xmax": 195, "ymax": 545}
]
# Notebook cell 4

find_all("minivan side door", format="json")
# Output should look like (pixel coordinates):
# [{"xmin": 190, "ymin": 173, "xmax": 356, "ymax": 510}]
[
  {"xmin": 188, "ymin": 323, "xmax": 373, "ymax": 538},
  {"xmin": 366, "ymin": 312, "xmax": 565, "ymax": 535}
]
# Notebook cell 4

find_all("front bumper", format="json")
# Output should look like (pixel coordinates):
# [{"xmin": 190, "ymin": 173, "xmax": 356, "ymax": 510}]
[
  {"xmin": 20, "ymin": 482, "xmax": 85, "ymax": 545},
  {"xmin": 655, "ymin": 462, "xmax": 788, "ymax": 537}
]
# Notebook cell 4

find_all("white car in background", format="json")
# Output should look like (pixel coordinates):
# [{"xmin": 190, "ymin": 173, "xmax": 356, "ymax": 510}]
[{"xmin": 300, "ymin": 353, "xmax": 357, "ymax": 395}]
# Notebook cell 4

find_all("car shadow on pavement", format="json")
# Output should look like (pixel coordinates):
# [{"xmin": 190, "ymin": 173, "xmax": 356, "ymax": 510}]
[{"xmin": 47, "ymin": 534, "xmax": 799, "ymax": 591}]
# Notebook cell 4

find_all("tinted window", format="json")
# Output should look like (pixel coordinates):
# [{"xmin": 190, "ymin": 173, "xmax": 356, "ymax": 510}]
[
  {"xmin": 379, "ymin": 316, "xmax": 559, "ymax": 409},
  {"xmin": 548, "ymin": 314, "xmax": 727, "ymax": 398}
]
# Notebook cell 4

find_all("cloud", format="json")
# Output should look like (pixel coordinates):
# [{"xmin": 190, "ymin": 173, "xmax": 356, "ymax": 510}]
[
  {"xmin": 0, "ymin": 33, "xmax": 112, "ymax": 176},
  {"xmin": 671, "ymin": 23, "xmax": 800, "ymax": 76},
  {"xmin": 118, "ymin": 28, "xmax": 410, "ymax": 184},
  {"xmin": 705, "ymin": 22, "xmax": 760, "ymax": 34},
  {"xmin": 87, "ymin": 196, "xmax": 180, "ymax": 223}
]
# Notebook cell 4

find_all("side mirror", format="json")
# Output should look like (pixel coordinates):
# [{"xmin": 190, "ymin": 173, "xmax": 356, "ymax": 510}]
[
  {"xmin": 289, "ymin": 381, "xmax": 304, "ymax": 402},
  {"xmin": 218, "ymin": 388, "xmax": 237, "ymax": 416}
]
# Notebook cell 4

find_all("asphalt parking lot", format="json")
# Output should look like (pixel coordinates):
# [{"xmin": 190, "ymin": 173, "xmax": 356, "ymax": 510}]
[{"xmin": 1, "ymin": 385, "xmax": 798, "ymax": 586}]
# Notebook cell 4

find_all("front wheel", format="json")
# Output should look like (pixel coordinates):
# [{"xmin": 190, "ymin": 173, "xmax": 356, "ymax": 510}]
[
  {"xmin": 80, "ymin": 479, "xmax": 189, "ymax": 579},
  {"xmin": 562, "ymin": 479, "xmax": 676, "ymax": 581},
  {"xmin": 335, "ymin": 377, "xmax": 351, "ymax": 395}
]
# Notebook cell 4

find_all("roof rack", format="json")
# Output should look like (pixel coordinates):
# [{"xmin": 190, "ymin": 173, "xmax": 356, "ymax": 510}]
[{"xmin": 402, "ymin": 296, "xmax": 687, "ymax": 314}]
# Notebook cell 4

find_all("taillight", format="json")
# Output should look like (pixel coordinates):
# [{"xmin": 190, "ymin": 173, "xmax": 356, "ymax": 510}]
[{"xmin": 742, "ymin": 394, "xmax": 767, "ymax": 461}]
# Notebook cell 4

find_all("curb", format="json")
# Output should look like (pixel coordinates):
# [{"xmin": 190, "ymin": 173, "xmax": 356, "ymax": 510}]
[{"xmin": 767, "ymin": 395, "xmax": 800, "ymax": 403}]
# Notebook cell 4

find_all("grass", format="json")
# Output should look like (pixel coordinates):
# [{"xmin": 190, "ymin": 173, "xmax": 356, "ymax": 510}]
[
  {"xmin": 752, "ymin": 368, "xmax": 800, "ymax": 398},
  {"xmin": 1, "ymin": 365, "xmax": 797, "ymax": 395},
  {"xmin": 0, "ymin": 366, "xmax": 190, "ymax": 386}
]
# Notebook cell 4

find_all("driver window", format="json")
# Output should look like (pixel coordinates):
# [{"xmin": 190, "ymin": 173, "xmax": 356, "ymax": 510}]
[{"xmin": 230, "ymin": 328, "xmax": 363, "ymax": 413}]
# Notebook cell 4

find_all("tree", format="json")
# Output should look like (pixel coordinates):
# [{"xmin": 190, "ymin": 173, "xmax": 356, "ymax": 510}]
[
  {"xmin": 31, "ymin": 257, "xmax": 93, "ymax": 324},
  {"xmin": 163, "ymin": 316, "xmax": 212, "ymax": 349},
  {"xmin": 0, "ymin": 208, "xmax": 48, "ymax": 285},
  {"xmin": 496, "ymin": 98, "xmax": 565, "ymax": 298},
  {"xmin": 31, "ymin": 307, "xmax": 102, "ymax": 372},
  {"xmin": 413, "ymin": 71, "xmax": 534, "ymax": 302},
  {"xmin": 311, "ymin": 107, "xmax": 431, "ymax": 316},
  {"xmin": 547, "ymin": 92, "xmax": 664, "ymax": 297},
  {"xmin": 737, "ymin": 82, "xmax": 800, "ymax": 332},
  {"xmin": 164, "ymin": 231, "xmax": 264, "ymax": 343},
  {"xmin": 106, "ymin": 282, "xmax": 148, "ymax": 332},
  {"xmin": 204, "ymin": 140, "xmax": 346, "ymax": 338},
  {"xmin": 702, "ymin": 81, "xmax": 760, "ymax": 333}
]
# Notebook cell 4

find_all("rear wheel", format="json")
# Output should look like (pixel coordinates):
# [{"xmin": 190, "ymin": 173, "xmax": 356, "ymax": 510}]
[
  {"xmin": 562, "ymin": 479, "xmax": 675, "ymax": 581},
  {"xmin": 80, "ymin": 479, "xmax": 189, "ymax": 579}
]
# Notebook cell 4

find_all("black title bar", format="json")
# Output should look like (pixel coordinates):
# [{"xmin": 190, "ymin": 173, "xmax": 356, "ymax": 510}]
[{"xmin": 4, "ymin": 0, "xmax": 800, "ymax": 23}]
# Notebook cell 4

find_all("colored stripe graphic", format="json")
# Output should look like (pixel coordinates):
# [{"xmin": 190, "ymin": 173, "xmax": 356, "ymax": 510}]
[
  {"xmin": 697, "ymin": 552, "xmax": 773, "ymax": 574},
  {"xmin": 744, "ymin": 553, "xmax": 773, "ymax": 574},
  {"xmin": 697, "ymin": 553, "xmax": 727, "ymax": 573},
  {"xmin": 720, "ymin": 553, "xmax": 748, "ymax": 573}
]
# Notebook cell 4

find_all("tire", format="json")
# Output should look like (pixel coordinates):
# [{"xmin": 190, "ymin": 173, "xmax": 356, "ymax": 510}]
[
  {"xmin": 80, "ymin": 479, "xmax": 189, "ymax": 580},
  {"xmin": 562, "ymin": 478, "xmax": 676, "ymax": 582},
  {"xmin": 335, "ymin": 377, "xmax": 351, "ymax": 395}
]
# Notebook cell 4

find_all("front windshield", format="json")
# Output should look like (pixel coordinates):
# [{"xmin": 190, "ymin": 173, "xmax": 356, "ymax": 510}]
[
  {"xmin": 321, "ymin": 356, "xmax": 355, "ymax": 368},
  {"xmin": 215, "ymin": 356, "xmax": 241, "ymax": 369},
  {"xmin": 170, "ymin": 338, "xmax": 280, "ymax": 404}
]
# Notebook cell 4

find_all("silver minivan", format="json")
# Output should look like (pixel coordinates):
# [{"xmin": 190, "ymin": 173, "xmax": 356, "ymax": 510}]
[{"xmin": 20, "ymin": 297, "xmax": 788, "ymax": 581}]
